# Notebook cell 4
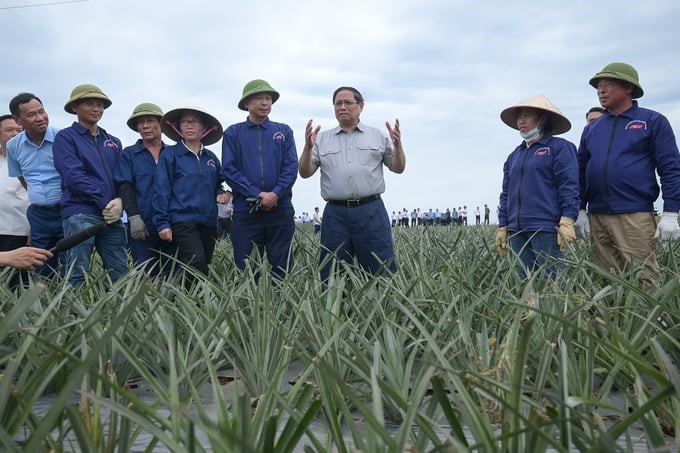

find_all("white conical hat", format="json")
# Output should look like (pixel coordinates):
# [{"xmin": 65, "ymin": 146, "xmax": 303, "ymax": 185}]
[{"xmin": 500, "ymin": 94, "xmax": 571, "ymax": 135}]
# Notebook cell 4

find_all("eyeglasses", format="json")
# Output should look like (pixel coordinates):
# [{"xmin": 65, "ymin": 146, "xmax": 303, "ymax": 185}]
[
  {"xmin": 333, "ymin": 100, "xmax": 360, "ymax": 107},
  {"xmin": 180, "ymin": 119, "xmax": 203, "ymax": 126}
]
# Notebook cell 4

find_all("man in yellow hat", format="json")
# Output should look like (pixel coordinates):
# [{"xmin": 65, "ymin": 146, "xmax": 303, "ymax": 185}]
[
  {"xmin": 53, "ymin": 84, "xmax": 128, "ymax": 286},
  {"xmin": 114, "ymin": 103, "xmax": 173, "ymax": 275},
  {"xmin": 576, "ymin": 62, "xmax": 680, "ymax": 285},
  {"xmin": 221, "ymin": 79, "xmax": 298, "ymax": 279}
]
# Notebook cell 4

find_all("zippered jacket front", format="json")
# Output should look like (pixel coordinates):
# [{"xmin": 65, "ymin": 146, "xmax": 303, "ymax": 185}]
[
  {"xmin": 221, "ymin": 118, "xmax": 298, "ymax": 213},
  {"xmin": 578, "ymin": 101, "xmax": 680, "ymax": 214},
  {"xmin": 499, "ymin": 133, "xmax": 579, "ymax": 232},
  {"xmin": 152, "ymin": 142, "xmax": 223, "ymax": 231},
  {"xmin": 53, "ymin": 122, "xmax": 122, "ymax": 219}
]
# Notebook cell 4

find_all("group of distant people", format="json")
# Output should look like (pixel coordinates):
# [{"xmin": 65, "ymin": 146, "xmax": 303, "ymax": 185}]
[
  {"xmin": 391, "ymin": 205, "xmax": 493, "ymax": 227},
  {"xmin": 496, "ymin": 62, "xmax": 680, "ymax": 285},
  {"xmin": 1, "ymin": 81, "xmax": 406, "ymax": 285}
]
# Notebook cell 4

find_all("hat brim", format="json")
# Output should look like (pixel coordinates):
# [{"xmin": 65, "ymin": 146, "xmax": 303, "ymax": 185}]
[
  {"xmin": 64, "ymin": 95, "xmax": 112, "ymax": 114},
  {"xmin": 500, "ymin": 95, "xmax": 571, "ymax": 135},
  {"xmin": 589, "ymin": 72, "xmax": 644, "ymax": 99},
  {"xmin": 238, "ymin": 91, "xmax": 280, "ymax": 111},
  {"xmin": 160, "ymin": 107, "xmax": 223, "ymax": 146},
  {"xmin": 127, "ymin": 113, "xmax": 162, "ymax": 132}
]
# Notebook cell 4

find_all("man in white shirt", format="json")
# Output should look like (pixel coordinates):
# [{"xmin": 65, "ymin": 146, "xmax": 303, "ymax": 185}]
[
  {"xmin": 312, "ymin": 206, "xmax": 322, "ymax": 233},
  {"xmin": 0, "ymin": 114, "xmax": 30, "ymax": 287}
]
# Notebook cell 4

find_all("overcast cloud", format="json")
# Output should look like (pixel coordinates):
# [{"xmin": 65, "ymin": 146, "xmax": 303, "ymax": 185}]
[{"xmin": 2, "ymin": 0, "xmax": 679, "ymax": 221}]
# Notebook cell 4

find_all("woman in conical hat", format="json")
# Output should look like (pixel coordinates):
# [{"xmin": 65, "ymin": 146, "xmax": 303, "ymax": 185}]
[
  {"xmin": 152, "ymin": 107, "xmax": 229, "ymax": 281},
  {"xmin": 495, "ymin": 94, "xmax": 580, "ymax": 280}
]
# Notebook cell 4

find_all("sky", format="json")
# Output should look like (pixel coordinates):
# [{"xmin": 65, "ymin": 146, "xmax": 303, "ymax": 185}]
[{"xmin": 2, "ymin": 0, "xmax": 680, "ymax": 222}]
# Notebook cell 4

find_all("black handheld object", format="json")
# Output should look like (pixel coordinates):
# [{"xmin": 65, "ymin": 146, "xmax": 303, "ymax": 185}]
[{"xmin": 49, "ymin": 222, "xmax": 107, "ymax": 253}]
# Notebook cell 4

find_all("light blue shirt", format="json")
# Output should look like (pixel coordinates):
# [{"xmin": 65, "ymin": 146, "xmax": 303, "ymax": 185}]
[{"xmin": 6, "ymin": 126, "xmax": 61, "ymax": 205}]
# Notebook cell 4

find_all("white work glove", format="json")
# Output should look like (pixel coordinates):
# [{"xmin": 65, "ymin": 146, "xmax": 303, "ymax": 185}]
[
  {"xmin": 655, "ymin": 212, "xmax": 680, "ymax": 240},
  {"xmin": 574, "ymin": 209, "xmax": 590, "ymax": 240},
  {"xmin": 128, "ymin": 214, "xmax": 149, "ymax": 240},
  {"xmin": 102, "ymin": 197, "xmax": 123, "ymax": 224},
  {"xmin": 495, "ymin": 226, "xmax": 508, "ymax": 255}
]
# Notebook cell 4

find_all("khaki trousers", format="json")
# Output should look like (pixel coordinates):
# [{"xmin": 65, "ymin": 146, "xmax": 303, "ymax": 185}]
[{"xmin": 589, "ymin": 212, "xmax": 659, "ymax": 285}]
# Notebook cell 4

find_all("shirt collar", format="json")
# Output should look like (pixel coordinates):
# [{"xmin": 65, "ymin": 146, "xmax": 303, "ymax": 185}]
[
  {"xmin": 332, "ymin": 121, "xmax": 365, "ymax": 135},
  {"xmin": 181, "ymin": 140, "xmax": 204, "ymax": 155},
  {"xmin": 246, "ymin": 117, "xmax": 271, "ymax": 128},
  {"xmin": 72, "ymin": 121, "xmax": 105, "ymax": 137},
  {"xmin": 12, "ymin": 126, "xmax": 58, "ymax": 148},
  {"xmin": 523, "ymin": 132, "xmax": 554, "ymax": 148},
  {"xmin": 131, "ymin": 139, "xmax": 167, "ymax": 154}
]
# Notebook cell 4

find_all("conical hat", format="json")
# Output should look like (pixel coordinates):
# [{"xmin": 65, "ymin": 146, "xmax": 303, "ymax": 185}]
[
  {"xmin": 500, "ymin": 94, "xmax": 571, "ymax": 135},
  {"xmin": 160, "ymin": 107, "xmax": 223, "ymax": 146}
]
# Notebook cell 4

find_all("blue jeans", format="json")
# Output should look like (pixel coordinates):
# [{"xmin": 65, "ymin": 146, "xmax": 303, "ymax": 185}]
[
  {"xmin": 509, "ymin": 230, "xmax": 563, "ymax": 280},
  {"xmin": 62, "ymin": 214, "xmax": 128, "ymax": 286},
  {"xmin": 320, "ymin": 198, "xmax": 397, "ymax": 280},
  {"xmin": 231, "ymin": 207, "xmax": 295, "ymax": 278},
  {"xmin": 26, "ymin": 204, "xmax": 65, "ymax": 276}
]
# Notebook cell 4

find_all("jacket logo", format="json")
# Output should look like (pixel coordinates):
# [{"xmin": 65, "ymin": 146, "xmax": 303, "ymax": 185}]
[
  {"xmin": 625, "ymin": 120, "xmax": 647, "ymax": 130},
  {"xmin": 273, "ymin": 132, "xmax": 285, "ymax": 142},
  {"xmin": 534, "ymin": 147, "xmax": 550, "ymax": 156},
  {"xmin": 207, "ymin": 159, "xmax": 217, "ymax": 170},
  {"xmin": 104, "ymin": 139, "xmax": 119, "ymax": 149}
]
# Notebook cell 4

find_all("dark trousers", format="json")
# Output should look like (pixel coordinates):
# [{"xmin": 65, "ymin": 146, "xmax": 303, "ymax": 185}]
[
  {"xmin": 320, "ymin": 198, "xmax": 396, "ymax": 280},
  {"xmin": 128, "ymin": 229, "xmax": 176, "ymax": 277},
  {"xmin": 217, "ymin": 217, "xmax": 232, "ymax": 238},
  {"xmin": 173, "ymin": 222, "xmax": 217, "ymax": 276},
  {"xmin": 231, "ymin": 207, "xmax": 295, "ymax": 278}
]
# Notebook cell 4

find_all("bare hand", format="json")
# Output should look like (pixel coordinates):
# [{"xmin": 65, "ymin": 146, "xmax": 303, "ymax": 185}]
[
  {"xmin": 0, "ymin": 247, "xmax": 53, "ymax": 271},
  {"xmin": 385, "ymin": 118, "xmax": 401, "ymax": 146},
  {"xmin": 305, "ymin": 119, "xmax": 321, "ymax": 148},
  {"xmin": 216, "ymin": 192, "xmax": 231, "ymax": 204},
  {"xmin": 259, "ymin": 192, "xmax": 279, "ymax": 211},
  {"xmin": 159, "ymin": 228, "xmax": 173, "ymax": 242}
]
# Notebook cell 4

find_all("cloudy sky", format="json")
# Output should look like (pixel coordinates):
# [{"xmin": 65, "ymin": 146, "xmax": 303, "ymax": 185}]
[{"xmin": 3, "ymin": 0, "xmax": 679, "ymax": 221}]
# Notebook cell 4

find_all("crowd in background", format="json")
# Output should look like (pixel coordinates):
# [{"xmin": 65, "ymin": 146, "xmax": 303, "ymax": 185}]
[{"xmin": 388, "ymin": 205, "xmax": 493, "ymax": 227}]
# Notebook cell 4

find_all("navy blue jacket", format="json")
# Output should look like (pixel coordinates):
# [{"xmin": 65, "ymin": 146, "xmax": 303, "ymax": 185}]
[
  {"xmin": 53, "ymin": 122, "xmax": 123, "ymax": 219},
  {"xmin": 221, "ymin": 118, "xmax": 298, "ymax": 213},
  {"xmin": 114, "ymin": 140, "xmax": 167, "ymax": 225},
  {"xmin": 152, "ymin": 142, "xmax": 223, "ymax": 231},
  {"xmin": 499, "ymin": 133, "xmax": 579, "ymax": 232},
  {"xmin": 578, "ymin": 101, "xmax": 680, "ymax": 213}
]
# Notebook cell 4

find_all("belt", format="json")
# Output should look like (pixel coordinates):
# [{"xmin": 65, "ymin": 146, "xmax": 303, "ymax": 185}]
[
  {"xmin": 32, "ymin": 203, "xmax": 61, "ymax": 211},
  {"xmin": 327, "ymin": 194, "xmax": 380, "ymax": 207}
]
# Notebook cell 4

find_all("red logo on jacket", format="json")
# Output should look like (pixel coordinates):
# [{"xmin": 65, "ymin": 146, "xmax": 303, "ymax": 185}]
[
  {"xmin": 534, "ymin": 147, "xmax": 550, "ymax": 156},
  {"xmin": 625, "ymin": 120, "xmax": 647, "ymax": 130},
  {"xmin": 273, "ymin": 132, "xmax": 285, "ymax": 142}
]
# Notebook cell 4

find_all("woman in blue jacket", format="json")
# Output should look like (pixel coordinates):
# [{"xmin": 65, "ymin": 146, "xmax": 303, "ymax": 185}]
[
  {"xmin": 495, "ymin": 95, "xmax": 579, "ymax": 279},
  {"xmin": 152, "ymin": 107, "xmax": 228, "ymax": 277}
]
